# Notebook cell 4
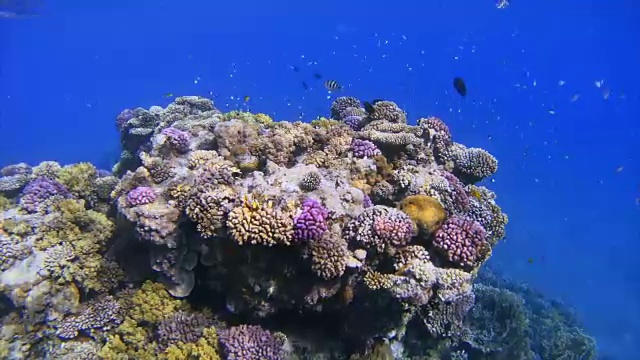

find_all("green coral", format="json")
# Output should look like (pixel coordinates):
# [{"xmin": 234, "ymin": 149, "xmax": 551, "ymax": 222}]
[
  {"xmin": 162, "ymin": 327, "xmax": 220, "ymax": 360},
  {"xmin": 311, "ymin": 117, "xmax": 342, "ymax": 129},
  {"xmin": 1, "ymin": 218, "xmax": 33, "ymax": 237},
  {"xmin": 36, "ymin": 199, "xmax": 121, "ymax": 292},
  {"xmin": 0, "ymin": 195, "xmax": 12, "ymax": 211},
  {"xmin": 100, "ymin": 282, "xmax": 194, "ymax": 359},
  {"xmin": 99, "ymin": 317, "xmax": 157, "ymax": 360},
  {"xmin": 129, "ymin": 281, "xmax": 189, "ymax": 323},
  {"xmin": 57, "ymin": 162, "xmax": 98, "ymax": 199}
]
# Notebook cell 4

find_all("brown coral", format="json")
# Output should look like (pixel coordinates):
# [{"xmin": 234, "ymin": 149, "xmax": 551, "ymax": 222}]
[
  {"xmin": 226, "ymin": 196, "xmax": 294, "ymax": 246},
  {"xmin": 185, "ymin": 185, "xmax": 235, "ymax": 238},
  {"xmin": 309, "ymin": 235, "xmax": 349, "ymax": 280}
]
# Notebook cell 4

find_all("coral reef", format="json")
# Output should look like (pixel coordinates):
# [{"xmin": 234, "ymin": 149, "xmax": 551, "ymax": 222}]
[{"xmin": 0, "ymin": 95, "xmax": 596, "ymax": 359}]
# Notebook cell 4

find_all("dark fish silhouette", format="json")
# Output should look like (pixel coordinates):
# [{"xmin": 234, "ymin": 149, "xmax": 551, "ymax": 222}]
[
  {"xmin": 301, "ymin": 81, "xmax": 309, "ymax": 90},
  {"xmin": 324, "ymin": 80, "xmax": 342, "ymax": 91},
  {"xmin": 453, "ymin": 77, "xmax": 467, "ymax": 96},
  {"xmin": 313, "ymin": 73, "xmax": 322, "ymax": 80},
  {"xmin": 363, "ymin": 99, "xmax": 384, "ymax": 114},
  {"xmin": 291, "ymin": 65, "xmax": 300, "ymax": 72}
]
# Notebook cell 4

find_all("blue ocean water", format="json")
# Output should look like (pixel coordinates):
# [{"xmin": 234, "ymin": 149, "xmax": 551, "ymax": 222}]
[{"xmin": 0, "ymin": 0, "xmax": 638, "ymax": 358}]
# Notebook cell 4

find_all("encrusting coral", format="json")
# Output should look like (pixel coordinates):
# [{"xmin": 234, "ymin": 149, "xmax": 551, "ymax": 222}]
[{"xmin": 0, "ymin": 95, "xmax": 595, "ymax": 359}]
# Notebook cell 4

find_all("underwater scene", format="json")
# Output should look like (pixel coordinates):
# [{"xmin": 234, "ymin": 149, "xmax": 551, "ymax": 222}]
[{"xmin": 0, "ymin": 0, "xmax": 638, "ymax": 359}]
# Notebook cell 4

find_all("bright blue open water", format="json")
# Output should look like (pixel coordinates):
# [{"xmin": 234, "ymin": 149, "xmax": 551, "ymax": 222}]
[{"xmin": 1, "ymin": 0, "xmax": 638, "ymax": 358}]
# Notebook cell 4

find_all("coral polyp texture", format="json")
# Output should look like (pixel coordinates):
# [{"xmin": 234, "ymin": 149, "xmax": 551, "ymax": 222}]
[{"xmin": 0, "ymin": 95, "xmax": 596, "ymax": 359}]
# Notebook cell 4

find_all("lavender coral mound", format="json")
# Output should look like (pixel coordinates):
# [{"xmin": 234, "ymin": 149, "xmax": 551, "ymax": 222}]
[
  {"xmin": 219, "ymin": 324, "xmax": 286, "ymax": 360},
  {"xmin": 115, "ymin": 108, "xmax": 136, "ymax": 131},
  {"xmin": 126, "ymin": 186, "xmax": 157, "ymax": 206},
  {"xmin": 19, "ymin": 176, "xmax": 71, "ymax": 213},
  {"xmin": 343, "ymin": 114, "xmax": 365, "ymax": 130},
  {"xmin": 433, "ymin": 216, "xmax": 490, "ymax": 268},
  {"xmin": 161, "ymin": 127, "xmax": 191, "ymax": 153},
  {"xmin": 293, "ymin": 198, "xmax": 329, "ymax": 241},
  {"xmin": 351, "ymin": 138, "xmax": 381, "ymax": 158}
]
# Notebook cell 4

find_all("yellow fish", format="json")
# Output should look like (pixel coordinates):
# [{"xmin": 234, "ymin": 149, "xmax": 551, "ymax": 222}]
[
  {"xmin": 163, "ymin": 93, "xmax": 174, "ymax": 98},
  {"xmin": 244, "ymin": 95, "xmax": 250, "ymax": 102}
]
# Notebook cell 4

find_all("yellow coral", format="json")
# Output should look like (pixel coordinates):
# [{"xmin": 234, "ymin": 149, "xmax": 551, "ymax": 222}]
[
  {"xmin": 0, "ymin": 195, "xmax": 12, "ymax": 211},
  {"xmin": 162, "ymin": 327, "xmax": 220, "ymax": 360},
  {"xmin": 1, "ymin": 218, "xmax": 32, "ymax": 237},
  {"xmin": 226, "ymin": 195, "xmax": 294, "ymax": 246},
  {"xmin": 167, "ymin": 183, "xmax": 192, "ymax": 210},
  {"xmin": 363, "ymin": 271, "xmax": 393, "ymax": 290},
  {"xmin": 399, "ymin": 195, "xmax": 446, "ymax": 234},
  {"xmin": 310, "ymin": 117, "xmax": 341, "ymax": 129},
  {"xmin": 254, "ymin": 113, "xmax": 273, "ymax": 125},
  {"xmin": 99, "ymin": 318, "xmax": 157, "ymax": 360},
  {"xmin": 188, "ymin": 150, "xmax": 219, "ymax": 169},
  {"xmin": 57, "ymin": 162, "xmax": 98, "ymax": 198},
  {"xmin": 129, "ymin": 281, "xmax": 188, "ymax": 323}
]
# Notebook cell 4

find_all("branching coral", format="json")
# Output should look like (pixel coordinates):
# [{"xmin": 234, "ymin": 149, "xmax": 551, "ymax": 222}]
[
  {"xmin": 309, "ymin": 234, "xmax": 349, "ymax": 279},
  {"xmin": 186, "ymin": 185, "xmax": 235, "ymax": 238},
  {"xmin": 433, "ymin": 216, "xmax": 491, "ymax": 269},
  {"xmin": 293, "ymin": 198, "xmax": 329, "ymax": 242},
  {"xmin": 218, "ymin": 324, "xmax": 287, "ymax": 360},
  {"xmin": 36, "ymin": 199, "xmax": 121, "ymax": 292},
  {"xmin": 19, "ymin": 177, "xmax": 71, "ymax": 213},
  {"xmin": 344, "ymin": 205, "xmax": 415, "ymax": 252},
  {"xmin": 227, "ymin": 195, "xmax": 294, "ymax": 246}
]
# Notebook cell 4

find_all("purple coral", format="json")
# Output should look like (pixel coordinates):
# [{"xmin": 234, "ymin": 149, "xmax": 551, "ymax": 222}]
[
  {"xmin": 441, "ymin": 171, "xmax": 470, "ymax": 213},
  {"xmin": 162, "ymin": 127, "xmax": 191, "ymax": 153},
  {"xmin": 363, "ymin": 194, "xmax": 373, "ymax": 208},
  {"xmin": 293, "ymin": 198, "xmax": 329, "ymax": 242},
  {"xmin": 343, "ymin": 115, "xmax": 364, "ymax": 130},
  {"xmin": 433, "ymin": 216, "xmax": 488, "ymax": 268},
  {"xmin": 155, "ymin": 311, "xmax": 213, "ymax": 350},
  {"xmin": 351, "ymin": 139, "xmax": 381, "ymax": 159},
  {"xmin": 126, "ymin": 186, "xmax": 157, "ymax": 206},
  {"xmin": 219, "ymin": 324, "xmax": 286, "ymax": 360},
  {"xmin": 116, "ymin": 108, "xmax": 136, "ymax": 132},
  {"xmin": 57, "ymin": 296, "xmax": 123, "ymax": 340},
  {"xmin": 19, "ymin": 177, "xmax": 72, "ymax": 213}
]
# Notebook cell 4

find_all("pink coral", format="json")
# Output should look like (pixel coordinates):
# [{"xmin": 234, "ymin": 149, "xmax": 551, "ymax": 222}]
[
  {"xmin": 126, "ymin": 186, "xmax": 157, "ymax": 206},
  {"xmin": 433, "ymin": 216, "xmax": 489, "ymax": 268},
  {"xmin": 372, "ymin": 209, "xmax": 415, "ymax": 247},
  {"xmin": 162, "ymin": 127, "xmax": 191, "ymax": 153}
]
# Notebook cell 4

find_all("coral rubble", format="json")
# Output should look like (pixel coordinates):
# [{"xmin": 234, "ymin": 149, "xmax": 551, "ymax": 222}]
[{"xmin": 0, "ymin": 95, "xmax": 596, "ymax": 359}]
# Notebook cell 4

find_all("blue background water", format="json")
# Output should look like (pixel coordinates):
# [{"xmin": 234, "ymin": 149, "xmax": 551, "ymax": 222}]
[{"xmin": 1, "ymin": 0, "xmax": 638, "ymax": 358}]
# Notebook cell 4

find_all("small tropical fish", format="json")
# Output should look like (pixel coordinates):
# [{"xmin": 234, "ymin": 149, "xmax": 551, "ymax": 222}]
[
  {"xmin": 616, "ymin": 166, "xmax": 624, "ymax": 173},
  {"xmin": 313, "ymin": 73, "xmax": 322, "ymax": 80},
  {"xmin": 290, "ymin": 65, "xmax": 299, "ymax": 72},
  {"xmin": 301, "ymin": 81, "xmax": 309, "ymax": 90},
  {"xmin": 496, "ymin": 0, "xmax": 510, "ymax": 9},
  {"xmin": 453, "ymin": 77, "xmax": 467, "ymax": 96},
  {"xmin": 527, "ymin": 258, "xmax": 534, "ymax": 264},
  {"xmin": 163, "ymin": 93, "xmax": 174, "ymax": 98},
  {"xmin": 324, "ymin": 80, "xmax": 342, "ymax": 91},
  {"xmin": 469, "ymin": 187, "xmax": 482, "ymax": 200},
  {"xmin": 243, "ymin": 95, "xmax": 250, "ymax": 102}
]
